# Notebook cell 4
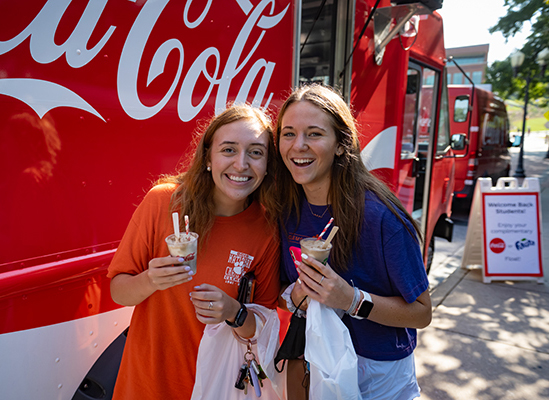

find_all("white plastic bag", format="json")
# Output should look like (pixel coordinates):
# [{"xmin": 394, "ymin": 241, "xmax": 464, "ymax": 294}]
[
  {"xmin": 305, "ymin": 300, "xmax": 360, "ymax": 400},
  {"xmin": 191, "ymin": 304, "xmax": 286, "ymax": 400}
]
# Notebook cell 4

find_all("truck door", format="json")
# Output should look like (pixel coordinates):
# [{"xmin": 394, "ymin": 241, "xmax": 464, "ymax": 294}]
[{"xmin": 399, "ymin": 62, "xmax": 438, "ymax": 238}]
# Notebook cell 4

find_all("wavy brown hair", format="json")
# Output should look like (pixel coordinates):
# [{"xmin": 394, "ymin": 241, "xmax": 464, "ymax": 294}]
[
  {"xmin": 157, "ymin": 104, "xmax": 279, "ymax": 245},
  {"xmin": 275, "ymin": 84, "xmax": 422, "ymax": 273}
]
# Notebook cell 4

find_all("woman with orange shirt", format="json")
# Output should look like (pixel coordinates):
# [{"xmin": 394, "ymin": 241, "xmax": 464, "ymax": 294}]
[{"xmin": 107, "ymin": 105, "xmax": 281, "ymax": 399}]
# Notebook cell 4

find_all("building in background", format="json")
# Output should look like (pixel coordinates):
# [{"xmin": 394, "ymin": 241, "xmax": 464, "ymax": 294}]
[{"xmin": 446, "ymin": 44, "xmax": 489, "ymax": 86}]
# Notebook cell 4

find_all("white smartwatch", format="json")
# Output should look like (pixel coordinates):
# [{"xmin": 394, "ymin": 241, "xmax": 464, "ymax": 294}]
[{"xmin": 351, "ymin": 290, "xmax": 373, "ymax": 320}]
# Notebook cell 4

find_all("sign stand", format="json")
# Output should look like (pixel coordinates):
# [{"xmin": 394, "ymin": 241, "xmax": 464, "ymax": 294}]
[{"xmin": 461, "ymin": 177, "xmax": 544, "ymax": 284}]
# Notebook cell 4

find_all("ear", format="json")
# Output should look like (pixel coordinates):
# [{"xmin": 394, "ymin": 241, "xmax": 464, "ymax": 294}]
[{"xmin": 335, "ymin": 146, "xmax": 344, "ymax": 156}]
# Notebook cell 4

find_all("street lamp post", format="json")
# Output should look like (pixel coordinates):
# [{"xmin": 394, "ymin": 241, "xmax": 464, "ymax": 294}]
[
  {"xmin": 509, "ymin": 48, "xmax": 549, "ymax": 175},
  {"xmin": 510, "ymin": 50, "xmax": 527, "ymax": 178},
  {"xmin": 537, "ymin": 48, "xmax": 549, "ymax": 159}
]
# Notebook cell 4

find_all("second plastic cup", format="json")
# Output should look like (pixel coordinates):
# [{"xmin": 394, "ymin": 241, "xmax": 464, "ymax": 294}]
[{"xmin": 300, "ymin": 237, "xmax": 332, "ymax": 267}]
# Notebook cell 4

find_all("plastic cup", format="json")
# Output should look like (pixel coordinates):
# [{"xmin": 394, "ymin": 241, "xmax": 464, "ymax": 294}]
[
  {"xmin": 165, "ymin": 232, "xmax": 199, "ymax": 274},
  {"xmin": 300, "ymin": 237, "xmax": 332, "ymax": 267}
]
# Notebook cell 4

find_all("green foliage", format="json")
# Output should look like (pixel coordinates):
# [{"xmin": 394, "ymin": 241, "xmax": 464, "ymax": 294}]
[
  {"xmin": 488, "ymin": 0, "xmax": 549, "ymax": 102},
  {"xmin": 485, "ymin": 59, "xmax": 518, "ymax": 98}
]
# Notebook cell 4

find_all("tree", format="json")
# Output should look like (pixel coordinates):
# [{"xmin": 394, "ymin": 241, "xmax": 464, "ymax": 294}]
[
  {"xmin": 487, "ymin": 0, "xmax": 548, "ymax": 101},
  {"xmin": 485, "ymin": 59, "xmax": 518, "ymax": 99}
]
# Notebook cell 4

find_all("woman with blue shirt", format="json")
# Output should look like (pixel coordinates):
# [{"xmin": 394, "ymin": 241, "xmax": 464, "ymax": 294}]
[{"xmin": 276, "ymin": 84, "xmax": 432, "ymax": 399}]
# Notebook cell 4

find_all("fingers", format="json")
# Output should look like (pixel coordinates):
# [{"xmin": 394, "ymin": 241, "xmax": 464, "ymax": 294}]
[
  {"xmin": 189, "ymin": 286, "xmax": 239, "ymax": 324},
  {"xmin": 147, "ymin": 256, "xmax": 194, "ymax": 290},
  {"xmin": 298, "ymin": 257, "xmax": 327, "ymax": 287}
]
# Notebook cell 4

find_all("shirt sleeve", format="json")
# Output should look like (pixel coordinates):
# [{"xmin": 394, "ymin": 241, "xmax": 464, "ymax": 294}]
[
  {"xmin": 107, "ymin": 185, "xmax": 171, "ymax": 278},
  {"xmin": 382, "ymin": 214, "xmax": 429, "ymax": 304}
]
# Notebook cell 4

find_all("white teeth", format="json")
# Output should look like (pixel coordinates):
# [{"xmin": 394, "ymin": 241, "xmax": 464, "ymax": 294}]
[
  {"xmin": 293, "ymin": 158, "xmax": 313, "ymax": 165},
  {"xmin": 228, "ymin": 175, "xmax": 250, "ymax": 182}
]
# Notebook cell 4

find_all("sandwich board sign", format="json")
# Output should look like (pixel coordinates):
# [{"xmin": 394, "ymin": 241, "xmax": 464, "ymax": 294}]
[{"xmin": 462, "ymin": 177, "xmax": 544, "ymax": 283}]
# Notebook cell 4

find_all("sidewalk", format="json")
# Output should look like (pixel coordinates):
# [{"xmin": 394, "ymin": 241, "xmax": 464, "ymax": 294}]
[{"xmin": 415, "ymin": 134, "xmax": 549, "ymax": 400}]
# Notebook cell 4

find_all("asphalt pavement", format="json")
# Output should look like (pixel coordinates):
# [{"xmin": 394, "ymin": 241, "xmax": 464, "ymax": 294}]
[{"xmin": 415, "ymin": 132, "xmax": 549, "ymax": 400}]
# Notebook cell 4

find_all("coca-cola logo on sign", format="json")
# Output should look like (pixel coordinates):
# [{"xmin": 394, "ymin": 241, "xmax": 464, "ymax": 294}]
[
  {"xmin": 0, "ymin": 0, "xmax": 290, "ymax": 122},
  {"xmin": 489, "ymin": 238, "xmax": 505, "ymax": 254}
]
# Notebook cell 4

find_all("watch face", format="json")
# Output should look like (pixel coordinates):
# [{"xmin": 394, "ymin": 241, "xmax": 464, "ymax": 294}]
[
  {"xmin": 357, "ymin": 300, "xmax": 374, "ymax": 319},
  {"xmin": 235, "ymin": 304, "xmax": 248, "ymax": 327}
]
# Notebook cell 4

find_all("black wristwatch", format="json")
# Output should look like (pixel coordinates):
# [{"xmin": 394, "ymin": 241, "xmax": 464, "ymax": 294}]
[{"xmin": 226, "ymin": 303, "xmax": 248, "ymax": 328}]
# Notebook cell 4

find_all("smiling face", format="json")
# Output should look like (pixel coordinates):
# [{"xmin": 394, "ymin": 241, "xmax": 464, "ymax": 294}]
[
  {"xmin": 279, "ymin": 100, "xmax": 342, "ymax": 204},
  {"xmin": 207, "ymin": 118, "xmax": 269, "ymax": 216}
]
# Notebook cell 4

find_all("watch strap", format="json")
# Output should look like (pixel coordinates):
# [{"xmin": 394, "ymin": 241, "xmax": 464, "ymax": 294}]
[
  {"xmin": 351, "ymin": 290, "xmax": 373, "ymax": 320},
  {"xmin": 225, "ymin": 303, "xmax": 248, "ymax": 328}
]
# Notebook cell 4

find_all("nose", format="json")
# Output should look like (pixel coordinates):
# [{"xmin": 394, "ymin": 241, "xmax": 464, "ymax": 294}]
[
  {"xmin": 294, "ymin": 133, "xmax": 308, "ymax": 151},
  {"xmin": 233, "ymin": 151, "xmax": 249, "ymax": 171}
]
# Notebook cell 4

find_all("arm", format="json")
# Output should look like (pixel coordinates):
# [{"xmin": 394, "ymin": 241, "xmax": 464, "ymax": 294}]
[
  {"xmin": 110, "ymin": 256, "xmax": 194, "ymax": 306},
  {"xmin": 295, "ymin": 254, "xmax": 432, "ymax": 329}
]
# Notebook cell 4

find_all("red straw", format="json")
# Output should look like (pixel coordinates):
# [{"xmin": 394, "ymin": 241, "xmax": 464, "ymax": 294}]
[
  {"xmin": 317, "ymin": 217, "xmax": 334, "ymax": 240},
  {"xmin": 184, "ymin": 215, "xmax": 190, "ymax": 237}
]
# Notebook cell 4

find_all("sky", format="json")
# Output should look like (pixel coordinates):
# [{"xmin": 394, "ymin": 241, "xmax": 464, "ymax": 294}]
[{"xmin": 437, "ymin": 0, "xmax": 532, "ymax": 65}]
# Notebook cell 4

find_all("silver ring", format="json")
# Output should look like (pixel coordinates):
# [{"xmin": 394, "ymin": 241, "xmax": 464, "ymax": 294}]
[
  {"xmin": 320, "ymin": 276, "xmax": 325, "ymax": 284},
  {"xmin": 209, "ymin": 301, "xmax": 213, "ymax": 310}
]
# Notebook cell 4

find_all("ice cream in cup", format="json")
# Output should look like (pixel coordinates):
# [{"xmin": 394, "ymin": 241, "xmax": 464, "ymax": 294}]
[
  {"xmin": 165, "ymin": 232, "xmax": 199, "ymax": 274},
  {"xmin": 166, "ymin": 212, "xmax": 198, "ymax": 273},
  {"xmin": 300, "ymin": 237, "xmax": 332, "ymax": 266}
]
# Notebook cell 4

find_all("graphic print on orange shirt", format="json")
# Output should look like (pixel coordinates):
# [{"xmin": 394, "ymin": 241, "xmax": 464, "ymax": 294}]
[{"xmin": 224, "ymin": 250, "xmax": 254, "ymax": 284}]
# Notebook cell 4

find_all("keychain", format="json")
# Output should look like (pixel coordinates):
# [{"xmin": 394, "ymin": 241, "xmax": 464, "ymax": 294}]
[{"xmin": 235, "ymin": 341, "xmax": 266, "ymax": 396}]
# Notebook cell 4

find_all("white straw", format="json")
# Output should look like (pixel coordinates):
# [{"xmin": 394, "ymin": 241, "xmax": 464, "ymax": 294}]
[{"xmin": 172, "ymin": 212, "xmax": 180, "ymax": 239}]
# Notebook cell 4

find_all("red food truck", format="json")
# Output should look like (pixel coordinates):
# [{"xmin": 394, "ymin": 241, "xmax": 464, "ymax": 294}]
[
  {"xmin": 0, "ymin": 0, "xmax": 453, "ymax": 398},
  {"xmin": 448, "ymin": 84, "xmax": 512, "ymax": 204}
]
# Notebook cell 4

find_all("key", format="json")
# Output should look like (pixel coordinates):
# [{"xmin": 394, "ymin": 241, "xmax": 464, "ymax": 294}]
[{"xmin": 234, "ymin": 363, "xmax": 248, "ymax": 390}]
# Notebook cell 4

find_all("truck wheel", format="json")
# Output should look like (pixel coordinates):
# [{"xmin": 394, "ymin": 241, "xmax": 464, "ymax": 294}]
[
  {"xmin": 426, "ymin": 237, "xmax": 434, "ymax": 275},
  {"xmin": 71, "ymin": 329, "xmax": 127, "ymax": 400}
]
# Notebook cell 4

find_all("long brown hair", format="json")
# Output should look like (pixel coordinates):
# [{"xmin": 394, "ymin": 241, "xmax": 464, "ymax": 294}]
[
  {"xmin": 275, "ymin": 84, "xmax": 422, "ymax": 273},
  {"xmin": 158, "ymin": 104, "xmax": 279, "ymax": 244}
]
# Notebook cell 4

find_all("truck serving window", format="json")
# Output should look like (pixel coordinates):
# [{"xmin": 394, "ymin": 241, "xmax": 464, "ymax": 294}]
[{"xmin": 299, "ymin": 0, "xmax": 336, "ymax": 85}]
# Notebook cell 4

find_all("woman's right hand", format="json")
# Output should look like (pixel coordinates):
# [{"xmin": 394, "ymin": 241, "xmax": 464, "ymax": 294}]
[{"xmin": 147, "ymin": 256, "xmax": 194, "ymax": 291}]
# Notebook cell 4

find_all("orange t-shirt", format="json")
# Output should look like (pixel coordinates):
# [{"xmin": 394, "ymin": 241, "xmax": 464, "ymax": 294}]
[{"xmin": 107, "ymin": 183, "xmax": 280, "ymax": 400}]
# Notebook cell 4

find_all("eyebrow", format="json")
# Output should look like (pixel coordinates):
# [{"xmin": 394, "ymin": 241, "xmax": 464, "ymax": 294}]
[
  {"xmin": 281, "ymin": 125, "xmax": 327, "ymax": 132},
  {"xmin": 219, "ymin": 140, "xmax": 267, "ymax": 148}
]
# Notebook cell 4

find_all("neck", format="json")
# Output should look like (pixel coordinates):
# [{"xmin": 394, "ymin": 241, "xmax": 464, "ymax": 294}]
[
  {"xmin": 214, "ymin": 197, "xmax": 250, "ymax": 217},
  {"xmin": 302, "ymin": 185, "xmax": 329, "ymax": 206}
]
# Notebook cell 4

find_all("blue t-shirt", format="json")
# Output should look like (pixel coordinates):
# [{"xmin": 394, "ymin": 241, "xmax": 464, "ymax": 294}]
[{"xmin": 280, "ymin": 191, "xmax": 429, "ymax": 361}]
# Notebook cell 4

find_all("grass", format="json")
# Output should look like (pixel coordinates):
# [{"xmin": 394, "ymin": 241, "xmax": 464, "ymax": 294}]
[
  {"xmin": 511, "ymin": 117, "xmax": 549, "ymax": 132},
  {"xmin": 506, "ymin": 101, "xmax": 549, "ymax": 132}
]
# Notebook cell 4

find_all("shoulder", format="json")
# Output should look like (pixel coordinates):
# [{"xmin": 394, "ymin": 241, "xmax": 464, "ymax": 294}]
[
  {"xmin": 148, "ymin": 182, "xmax": 178, "ymax": 197},
  {"xmin": 142, "ymin": 182, "xmax": 178, "ymax": 204},
  {"xmin": 363, "ymin": 191, "xmax": 416, "ymax": 241},
  {"xmin": 130, "ymin": 183, "xmax": 178, "ymax": 220}
]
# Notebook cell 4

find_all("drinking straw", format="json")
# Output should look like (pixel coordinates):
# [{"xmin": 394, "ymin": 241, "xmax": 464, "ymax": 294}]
[
  {"xmin": 317, "ymin": 217, "xmax": 334, "ymax": 240},
  {"xmin": 322, "ymin": 226, "xmax": 339, "ymax": 249},
  {"xmin": 184, "ymin": 215, "xmax": 190, "ymax": 238},
  {"xmin": 172, "ymin": 212, "xmax": 180, "ymax": 239}
]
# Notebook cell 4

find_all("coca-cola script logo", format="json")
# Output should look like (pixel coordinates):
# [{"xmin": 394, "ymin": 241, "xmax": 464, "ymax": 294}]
[
  {"xmin": 0, "ymin": 0, "xmax": 290, "ymax": 122},
  {"xmin": 489, "ymin": 238, "xmax": 505, "ymax": 254},
  {"xmin": 181, "ymin": 252, "xmax": 196, "ymax": 262}
]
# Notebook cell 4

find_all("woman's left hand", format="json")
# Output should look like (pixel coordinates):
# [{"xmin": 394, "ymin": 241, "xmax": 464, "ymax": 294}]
[
  {"xmin": 297, "ymin": 253, "xmax": 355, "ymax": 311},
  {"xmin": 190, "ymin": 284, "xmax": 240, "ymax": 325}
]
